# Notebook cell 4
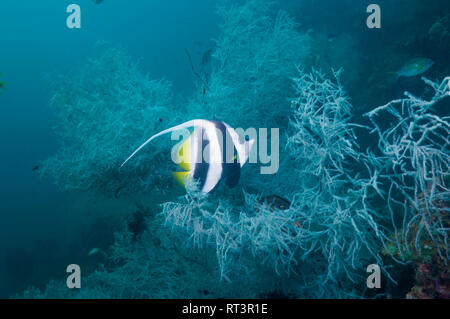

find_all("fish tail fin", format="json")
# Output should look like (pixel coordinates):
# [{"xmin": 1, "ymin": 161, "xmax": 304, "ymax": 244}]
[{"xmin": 120, "ymin": 119, "xmax": 205, "ymax": 168}]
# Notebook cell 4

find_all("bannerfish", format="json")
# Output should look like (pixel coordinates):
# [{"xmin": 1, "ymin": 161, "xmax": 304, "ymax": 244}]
[
  {"xmin": 121, "ymin": 119, "xmax": 255, "ymax": 193},
  {"xmin": 396, "ymin": 58, "xmax": 434, "ymax": 78}
]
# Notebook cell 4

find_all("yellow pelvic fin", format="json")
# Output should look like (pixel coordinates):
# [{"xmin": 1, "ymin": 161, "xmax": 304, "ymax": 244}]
[{"xmin": 172, "ymin": 171, "xmax": 190, "ymax": 187}]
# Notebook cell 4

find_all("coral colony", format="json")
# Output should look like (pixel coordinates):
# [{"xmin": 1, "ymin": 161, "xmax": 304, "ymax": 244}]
[{"xmin": 27, "ymin": 0, "xmax": 448, "ymax": 298}]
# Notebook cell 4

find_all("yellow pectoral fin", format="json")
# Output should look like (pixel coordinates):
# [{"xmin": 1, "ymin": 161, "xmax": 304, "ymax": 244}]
[
  {"xmin": 176, "ymin": 134, "xmax": 192, "ymax": 171},
  {"xmin": 172, "ymin": 171, "xmax": 190, "ymax": 187},
  {"xmin": 178, "ymin": 158, "xmax": 190, "ymax": 171}
]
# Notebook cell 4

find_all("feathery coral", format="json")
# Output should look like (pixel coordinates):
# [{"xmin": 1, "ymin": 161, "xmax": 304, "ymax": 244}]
[
  {"xmin": 190, "ymin": 0, "xmax": 310, "ymax": 129},
  {"xmin": 41, "ymin": 45, "xmax": 176, "ymax": 195},
  {"xmin": 365, "ymin": 77, "xmax": 450, "ymax": 264}
]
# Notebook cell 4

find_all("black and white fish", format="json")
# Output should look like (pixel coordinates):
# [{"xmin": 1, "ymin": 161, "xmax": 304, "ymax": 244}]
[{"xmin": 121, "ymin": 120, "xmax": 255, "ymax": 193}]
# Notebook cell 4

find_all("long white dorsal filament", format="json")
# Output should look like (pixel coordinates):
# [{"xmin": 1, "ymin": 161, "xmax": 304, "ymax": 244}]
[{"xmin": 120, "ymin": 119, "xmax": 206, "ymax": 168}]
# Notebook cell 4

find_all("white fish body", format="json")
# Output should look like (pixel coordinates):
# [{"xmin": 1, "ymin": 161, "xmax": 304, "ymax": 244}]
[{"xmin": 121, "ymin": 119, "xmax": 255, "ymax": 193}]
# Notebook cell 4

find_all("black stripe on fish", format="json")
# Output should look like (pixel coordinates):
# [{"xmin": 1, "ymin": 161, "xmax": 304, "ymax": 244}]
[
  {"xmin": 192, "ymin": 127, "xmax": 210, "ymax": 191},
  {"xmin": 211, "ymin": 121, "xmax": 241, "ymax": 190}
]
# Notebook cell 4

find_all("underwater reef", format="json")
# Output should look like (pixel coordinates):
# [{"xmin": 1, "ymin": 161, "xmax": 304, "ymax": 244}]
[
  {"xmin": 26, "ymin": 0, "xmax": 449, "ymax": 299},
  {"xmin": 188, "ymin": 0, "xmax": 311, "ymax": 130},
  {"xmin": 40, "ymin": 45, "xmax": 177, "ymax": 196}
]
